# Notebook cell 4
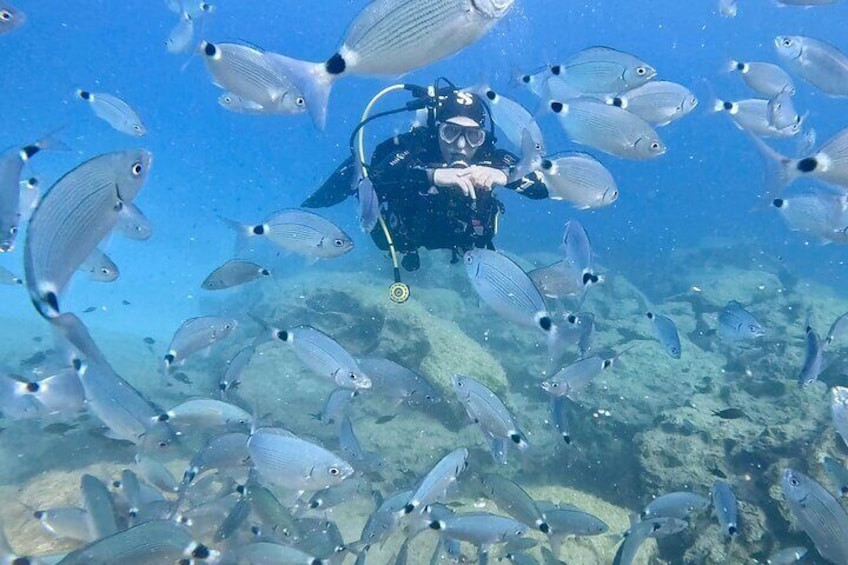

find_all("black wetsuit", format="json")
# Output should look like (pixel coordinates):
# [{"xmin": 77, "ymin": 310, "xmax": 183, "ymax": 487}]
[
  {"xmin": 367, "ymin": 127, "xmax": 548, "ymax": 255},
  {"xmin": 303, "ymin": 126, "xmax": 548, "ymax": 260}
]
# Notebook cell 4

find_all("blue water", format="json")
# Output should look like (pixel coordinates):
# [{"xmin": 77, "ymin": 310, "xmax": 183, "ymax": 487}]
[{"xmin": 3, "ymin": 0, "xmax": 848, "ymax": 563}]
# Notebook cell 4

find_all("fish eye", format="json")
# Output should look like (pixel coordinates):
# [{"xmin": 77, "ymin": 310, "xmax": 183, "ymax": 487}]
[
  {"xmin": 333, "ymin": 238, "xmax": 345, "ymax": 247},
  {"xmin": 749, "ymin": 324, "xmax": 757, "ymax": 331},
  {"xmin": 464, "ymin": 254, "xmax": 473, "ymax": 264},
  {"xmin": 789, "ymin": 476, "xmax": 800, "ymax": 486},
  {"xmin": 9, "ymin": 226, "xmax": 17, "ymax": 235},
  {"xmin": 636, "ymin": 66, "xmax": 647, "ymax": 76},
  {"xmin": 100, "ymin": 268, "xmax": 110, "ymax": 275},
  {"xmin": 131, "ymin": 161, "xmax": 143, "ymax": 176},
  {"xmin": 0, "ymin": 10, "xmax": 11, "ymax": 20},
  {"xmin": 783, "ymin": 38, "xmax": 792, "ymax": 47},
  {"xmin": 329, "ymin": 466, "xmax": 340, "ymax": 476},
  {"xmin": 650, "ymin": 142, "xmax": 661, "ymax": 151},
  {"xmin": 296, "ymin": 97, "xmax": 305, "ymax": 106}
]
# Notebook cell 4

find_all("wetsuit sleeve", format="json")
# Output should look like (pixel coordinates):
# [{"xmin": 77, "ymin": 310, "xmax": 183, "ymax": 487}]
[{"xmin": 486, "ymin": 147, "xmax": 550, "ymax": 200}]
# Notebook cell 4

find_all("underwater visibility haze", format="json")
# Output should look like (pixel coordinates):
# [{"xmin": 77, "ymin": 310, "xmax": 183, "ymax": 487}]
[{"xmin": 4, "ymin": 0, "xmax": 848, "ymax": 563}]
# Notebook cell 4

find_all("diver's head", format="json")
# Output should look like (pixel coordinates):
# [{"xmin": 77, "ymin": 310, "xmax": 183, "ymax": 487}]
[{"xmin": 434, "ymin": 90, "xmax": 487, "ymax": 165}]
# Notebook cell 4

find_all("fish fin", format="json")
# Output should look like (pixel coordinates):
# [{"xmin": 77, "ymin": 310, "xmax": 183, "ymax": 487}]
[
  {"xmin": 217, "ymin": 215, "xmax": 254, "ymax": 255},
  {"xmin": 746, "ymin": 133, "xmax": 798, "ymax": 202},
  {"xmin": 264, "ymin": 52, "xmax": 333, "ymax": 129}
]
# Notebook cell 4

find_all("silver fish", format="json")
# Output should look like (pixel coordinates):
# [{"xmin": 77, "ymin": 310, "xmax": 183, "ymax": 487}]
[
  {"xmin": 163, "ymin": 316, "xmax": 237, "ymax": 375},
  {"xmin": 549, "ymin": 98, "xmax": 666, "ymax": 160},
  {"xmin": 466, "ymin": 84, "xmax": 545, "ymax": 152},
  {"xmin": 247, "ymin": 427, "xmax": 354, "ymax": 492},
  {"xmin": 537, "ymin": 153, "xmax": 618, "ymax": 209},
  {"xmin": 135, "ymin": 453, "xmax": 179, "ymax": 493},
  {"xmin": 219, "ymin": 345, "xmax": 254, "ymax": 398},
  {"xmin": 79, "ymin": 248, "xmax": 119, "ymax": 283},
  {"xmin": 480, "ymin": 474, "xmax": 548, "ymax": 533},
  {"xmin": 798, "ymin": 325, "xmax": 824, "ymax": 387},
  {"xmin": 822, "ymin": 455, "xmax": 848, "ymax": 497},
  {"xmin": 201, "ymin": 259, "xmax": 270, "ymax": 290},
  {"xmin": 0, "ymin": 265, "xmax": 21, "ymax": 285},
  {"xmin": 713, "ymin": 98, "xmax": 804, "ymax": 138},
  {"xmin": 356, "ymin": 172, "xmax": 380, "ymax": 233},
  {"xmin": 541, "ymin": 349, "xmax": 628, "ymax": 401},
  {"xmin": 214, "ymin": 495, "xmax": 249, "ymax": 542},
  {"xmin": 272, "ymin": 325, "xmax": 371, "ymax": 389},
  {"xmin": 118, "ymin": 469, "xmax": 144, "ymax": 520},
  {"xmin": 161, "ymin": 398, "xmax": 251, "ymax": 430},
  {"xmin": 613, "ymin": 515, "xmax": 687, "ymax": 565},
  {"xmin": 357, "ymin": 357, "xmax": 441, "ymax": 405},
  {"xmin": 646, "ymin": 312, "xmax": 681, "ymax": 359},
  {"xmin": 452, "ymin": 374, "xmax": 530, "ymax": 454},
  {"xmin": 772, "ymin": 193, "xmax": 848, "ymax": 244},
  {"xmin": 18, "ymin": 176, "xmax": 40, "ymax": 222},
  {"xmin": 217, "ymin": 92, "xmax": 266, "ymax": 114},
  {"xmin": 200, "ymin": 42, "xmax": 307, "ymax": 115},
  {"xmin": 0, "ymin": 1, "xmax": 24, "ymax": 34},
  {"xmin": 76, "ymin": 90, "xmax": 146, "ymax": 136},
  {"xmin": 403, "ymin": 448, "xmax": 469, "ymax": 514},
  {"xmin": 549, "ymin": 396, "xmax": 571, "ymax": 444},
  {"xmin": 428, "ymin": 512, "xmax": 529, "ymax": 545},
  {"xmin": 826, "ymin": 312, "xmax": 848, "ymax": 347},
  {"xmin": 727, "ymin": 60, "xmax": 795, "ymax": 97},
  {"xmin": 183, "ymin": 432, "xmax": 250, "ymax": 485},
  {"xmin": 265, "ymin": 0, "xmax": 514, "ymax": 127},
  {"xmin": 115, "ymin": 203, "xmax": 153, "ymax": 240},
  {"xmin": 222, "ymin": 208, "xmax": 353, "ymax": 261},
  {"xmin": 24, "ymin": 150, "xmax": 152, "ymax": 318},
  {"xmin": 1, "ymin": 138, "xmax": 57, "ymax": 253},
  {"xmin": 718, "ymin": 300, "xmax": 765, "ymax": 342},
  {"xmin": 165, "ymin": 10, "xmax": 194, "ymax": 54},
  {"xmin": 831, "ymin": 386, "xmax": 848, "ymax": 448},
  {"xmin": 314, "ymin": 388, "xmax": 358, "ymax": 425},
  {"xmin": 768, "ymin": 90, "xmax": 799, "ymax": 130},
  {"xmin": 0, "ymin": 373, "xmax": 43, "ymax": 420},
  {"xmin": 641, "ymin": 492, "xmax": 710, "ymax": 520},
  {"xmin": 752, "ymin": 126, "xmax": 848, "ymax": 192},
  {"xmin": 236, "ymin": 542, "xmax": 323, "ymax": 564},
  {"xmin": 775, "ymin": 35, "xmax": 848, "ymax": 97},
  {"xmin": 81, "ymin": 474, "xmax": 119, "ymax": 539},
  {"xmin": 711, "ymin": 479, "xmax": 738, "ymax": 538},
  {"xmin": 51, "ymin": 312, "xmax": 176, "ymax": 449},
  {"xmin": 551, "ymin": 46, "xmax": 657, "ymax": 94},
  {"xmin": 56, "ymin": 519, "xmax": 215, "ymax": 565},
  {"xmin": 607, "ymin": 81, "xmax": 698, "ymax": 126},
  {"xmin": 356, "ymin": 489, "xmax": 413, "ymax": 548},
  {"xmin": 464, "ymin": 248, "xmax": 559, "ymax": 341},
  {"xmin": 26, "ymin": 367, "xmax": 85, "ymax": 415},
  {"xmin": 781, "ymin": 468, "xmax": 848, "ymax": 564},
  {"xmin": 35, "ymin": 507, "xmax": 91, "ymax": 542},
  {"xmin": 528, "ymin": 261, "xmax": 584, "ymax": 299},
  {"xmin": 339, "ymin": 415, "xmax": 383, "ymax": 472}
]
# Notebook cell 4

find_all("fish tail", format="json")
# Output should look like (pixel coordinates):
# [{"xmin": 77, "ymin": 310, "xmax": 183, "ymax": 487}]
[
  {"xmin": 747, "ymin": 134, "xmax": 798, "ymax": 202},
  {"xmin": 264, "ymin": 52, "xmax": 334, "ymax": 130},
  {"xmin": 217, "ymin": 214, "xmax": 254, "ymax": 254},
  {"xmin": 711, "ymin": 98, "xmax": 728, "ymax": 113}
]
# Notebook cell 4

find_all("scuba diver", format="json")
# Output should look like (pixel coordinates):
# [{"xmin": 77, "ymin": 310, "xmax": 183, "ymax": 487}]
[{"xmin": 303, "ymin": 78, "xmax": 549, "ymax": 300}]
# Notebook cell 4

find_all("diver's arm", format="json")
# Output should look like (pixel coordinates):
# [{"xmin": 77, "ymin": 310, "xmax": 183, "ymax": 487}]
[
  {"xmin": 485, "ymin": 147, "xmax": 550, "ymax": 200},
  {"xmin": 504, "ymin": 170, "xmax": 550, "ymax": 200}
]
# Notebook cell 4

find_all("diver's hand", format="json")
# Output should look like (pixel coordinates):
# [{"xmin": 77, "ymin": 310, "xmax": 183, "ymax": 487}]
[
  {"xmin": 465, "ymin": 166, "xmax": 508, "ymax": 191},
  {"xmin": 433, "ymin": 168, "xmax": 477, "ymax": 199}
]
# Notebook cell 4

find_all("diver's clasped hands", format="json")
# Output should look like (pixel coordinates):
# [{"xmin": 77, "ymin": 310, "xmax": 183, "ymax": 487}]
[{"xmin": 431, "ymin": 166, "xmax": 509, "ymax": 200}]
